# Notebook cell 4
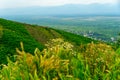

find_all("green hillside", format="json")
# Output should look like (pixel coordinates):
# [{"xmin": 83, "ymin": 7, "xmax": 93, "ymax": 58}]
[
  {"xmin": 0, "ymin": 18, "xmax": 119, "ymax": 80},
  {"xmin": 0, "ymin": 18, "xmax": 45, "ymax": 64},
  {"xmin": 25, "ymin": 24, "xmax": 95, "ymax": 45},
  {"xmin": 0, "ymin": 18, "xmax": 95, "ymax": 64}
]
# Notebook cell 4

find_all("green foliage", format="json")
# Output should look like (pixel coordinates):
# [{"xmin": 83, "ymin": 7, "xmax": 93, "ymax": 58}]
[
  {"xmin": 45, "ymin": 38, "xmax": 75, "ymax": 60},
  {"xmin": 0, "ymin": 18, "xmax": 97, "ymax": 64},
  {"xmin": 53, "ymin": 29, "xmax": 96, "ymax": 46},
  {"xmin": 0, "ymin": 40, "xmax": 73, "ymax": 80},
  {"xmin": 82, "ymin": 42, "xmax": 120, "ymax": 79},
  {"xmin": 0, "ymin": 18, "xmax": 119, "ymax": 79},
  {"xmin": 0, "ymin": 25, "xmax": 3, "ymax": 39},
  {"xmin": 25, "ymin": 25, "xmax": 62, "ymax": 44},
  {"xmin": 25, "ymin": 25, "xmax": 96, "ymax": 46},
  {"xmin": 116, "ymin": 48, "xmax": 120, "ymax": 55},
  {"xmin": 0, "ymin": 18, "xmax": 44, "ymax": 64},
  {"xmin": 0, "ymin": 39, "xmax": 120, "ymax": 80}
]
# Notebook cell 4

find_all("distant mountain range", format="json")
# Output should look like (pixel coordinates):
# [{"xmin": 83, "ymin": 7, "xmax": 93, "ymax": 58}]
[{"xmin": 0, "ymin": 3, "xmax": 120, "ymax": 16}]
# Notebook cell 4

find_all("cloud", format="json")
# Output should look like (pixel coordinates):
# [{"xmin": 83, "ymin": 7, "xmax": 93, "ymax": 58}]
[{"xmin": 0, "ymin": 0, "xmax": 117, "ymax": 9}]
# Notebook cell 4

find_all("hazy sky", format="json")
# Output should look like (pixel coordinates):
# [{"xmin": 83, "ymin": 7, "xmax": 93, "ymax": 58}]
[{"xmin": 0, "ymin": 0, "xmax": 118, "ymax": 9}]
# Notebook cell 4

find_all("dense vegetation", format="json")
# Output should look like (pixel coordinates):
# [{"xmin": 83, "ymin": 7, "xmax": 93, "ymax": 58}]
[
  {"xmin": 0, "ymin": 18, "xmax": 45, "ymax": 64},
  {"xmin": 0, "ymin": 18, "xmax": 120, "ymax": 80},
  {"xmin": 0, "ymin": 39, "xmax": 119, "ymax": 80},
  {"xmin": 53, "ymin": 29, "xmax": 96, "ymax": 46},
  {"xmin": 0, "ymin": 18, "xmax": 95, "ymax": 64}
]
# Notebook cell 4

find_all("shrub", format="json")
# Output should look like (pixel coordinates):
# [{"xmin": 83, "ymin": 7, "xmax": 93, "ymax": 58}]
[
  {"xmin": 0, "ymin": 40, "xmax": 74, "ymax": 80},
  {"xmin": 81, "ymin": 42, "xmax": 120, "ymax": 79},
  {"xmin": 0, "ymin": 39, "xmax": 120, "ymax": 80}
]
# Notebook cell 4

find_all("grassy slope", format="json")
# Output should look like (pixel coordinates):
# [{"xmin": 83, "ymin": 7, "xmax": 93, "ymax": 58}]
[
  {"xmin": 0, "ymin": 18, "xmax": 44, "ymax": 64},
  {"xmin": 25, "ymin": 25, "xmax": 63, "ymax": 44},
  {"xmin": 25, "ymin": 25, "xmax": 96, "ymax": 46},
  {"xmin": 0, "ymin": 18, "xmax": 95, "ymax": 64},
  {"xmin": 53, "ymin": 29, "xmax": 96, "ymax": 45}
]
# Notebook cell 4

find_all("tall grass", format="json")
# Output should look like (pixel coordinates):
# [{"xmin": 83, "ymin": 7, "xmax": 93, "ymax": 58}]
[{"xmin": 0, "ymin": 38, "xmax": 120, "ymax": 80}]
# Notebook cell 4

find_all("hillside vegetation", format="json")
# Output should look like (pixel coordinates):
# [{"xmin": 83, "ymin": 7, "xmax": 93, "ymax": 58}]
[
  {"xmin": 0, "ymin": 39, "xmax": 120, "ymax": 80},
  {"xmin": 0, "ymin": 18, "xmax": 44, "ymax": 64},
  {"xmin": 0, "ymin": 18, "xmax": 95, "ymax": 64},
  {"xmin": 0, "ymin": 18, "xmax": 119, "ymax": 80}
]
